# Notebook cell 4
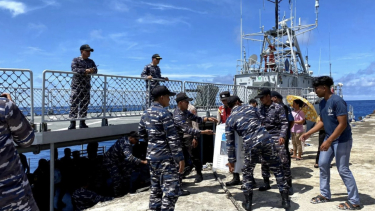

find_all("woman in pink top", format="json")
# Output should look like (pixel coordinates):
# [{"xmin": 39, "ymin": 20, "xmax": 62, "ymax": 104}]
[{"xmin": 291, "ymin": 99, "xmax": 305, "ymax": 160}]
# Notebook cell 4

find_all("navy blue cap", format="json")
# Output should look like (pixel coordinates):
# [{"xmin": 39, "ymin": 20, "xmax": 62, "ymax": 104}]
[
  {"xmin": 151, "ymin": 86, "xmax": 176, "ymax": 98},
  {"xmin": 271, "ymin": 91, "xmax": 283, "ymax": 99},
  {"xmin": 80, "ymin": 44, "xmax": 94, "ymax": 52},
  {"xmin": 176, "ymin": 92, "xmax": 193, "ymax": 102},
  {"xmin": 219, "ymin": 91, "xmax": 230, "ymax": 99},
  {"xmin": 255, "ymin": 88, "xmax": 271, "ymax": 98},
  {"xmin": 227, "ymin": 95, "xmax": 243, "ymax": 104}
]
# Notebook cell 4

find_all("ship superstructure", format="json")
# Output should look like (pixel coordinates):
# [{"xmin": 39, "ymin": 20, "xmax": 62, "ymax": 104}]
[{"xmin": 235, "ymin": 0, "xmax": 320, "ymax": 90}]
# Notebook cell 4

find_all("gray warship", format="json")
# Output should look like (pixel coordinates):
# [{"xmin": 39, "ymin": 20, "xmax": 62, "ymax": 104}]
[{"xmin": 234, "ymin": 0, "xmax": 320, "ymax": 101}]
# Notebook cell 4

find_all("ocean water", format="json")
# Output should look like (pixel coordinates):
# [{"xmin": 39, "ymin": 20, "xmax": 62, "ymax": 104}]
[
  {"xmin": 346, "ymin": 100, "xmax": 375, "ymax": 120},
  {"xmin": 24, "ymin": 100, "xmax": 375, "ymax": 172}
]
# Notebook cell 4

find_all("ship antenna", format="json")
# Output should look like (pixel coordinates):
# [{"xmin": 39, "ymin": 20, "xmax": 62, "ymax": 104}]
[
  {"xmin": 329, "ymin": 29, "xmax": 332, "ymax": 77},
  {"xmin": 319, "ymin": 48, "xmax": 321, "ymax": 76},
  {"xmin": 240, "ymin": 0, "xmax": 243, "ymax": 68},
  {"xmin": 275, "ymin": 0, "xmax": 279, "ymax": 29}
]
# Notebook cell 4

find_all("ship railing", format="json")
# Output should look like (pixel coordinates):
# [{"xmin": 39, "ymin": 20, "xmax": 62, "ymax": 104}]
[
  {"xmin": 245, "ymin": 86, "xmax": 317, "ymax": 105},
  {"xmin": 0, "ymin": 68, "xmax": 34, "ymax": 124},
  {"xmin": 41, "ymin": 70, "xmax": 183, "ymax": 127},
  {"xmin": 183, "ymin": 81, "xmax": 247, "ymax": 113},
  {"xmin": 0, "ymin": 68, "xmax": 320, "ymax": 130}
]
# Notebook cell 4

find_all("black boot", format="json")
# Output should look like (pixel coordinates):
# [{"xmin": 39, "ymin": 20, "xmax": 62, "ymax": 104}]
[
  {"xmin": 194, "ymin": 172, "xmax": 203, "ymax": 183},
  {"xmin": 68, "ymin": 121, "xmax": 76, "ymax": 130},
  {"xmin": 242, "ymin": 191, "xmax": 253, "ymax": 211},
  {"xmin": 226, "ymin": 173, "xmax": 240, "ymax": 186},
  {"xmin": 258, "ymin": 177, "xmax": 271, "ymax": 191},
  {"xmin": 287, "ymin": 179, "xmax": 294, "ymax": 195},
  {"xmin": 179, "ymin": 188, "xmax": 190, "ymax": 196},
  {"xmin": 79, "ymin": 120, "xmax": 88, "ymax": 128},
  {"xmin": 182, "ymin": 166, "xmax": 192, "ymax": 178},
  {"xmin": 281, "ymin": 190, "xmax": 291, "ymax": 209},
  {"xmin": 251, "ymin": 177, "xmax": 258, "ymax": 189}
]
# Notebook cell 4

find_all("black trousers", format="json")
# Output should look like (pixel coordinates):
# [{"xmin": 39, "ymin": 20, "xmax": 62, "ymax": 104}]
[
  {"xmin": 181, "ymin": 136, "xmax": 202, "ymax": 173},
  {"xmin": 315, "ymin": 130, "xmax": 326, "ymax": 164},
  {"xmin": 284, "ymin": 134, "xmax": 291, "ymax": 166}
]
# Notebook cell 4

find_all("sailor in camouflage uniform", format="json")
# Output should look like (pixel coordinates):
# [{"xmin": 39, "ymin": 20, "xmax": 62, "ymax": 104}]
[
  {"xmin": 68, "ymin": 44, "xmax": 98, "ymax": 130},
  {"xmin": 103, "ymin": 131, "xmax": 147, "ymax": 197},
  {"xmin": 71, "ymin": 184, "xmax": 113, "ymax": 211},
  {"xmin": 173, "ymin": 92, "xmax": 216, "ymax": 183},
  {"xmin": 255, "ymin": 88, "xmax": 293, "ymax": 195},
  {"xmin": 225, "ymin": 96, "xmax": 290, "ymax": 211},
  {"xmin": 0, "ymin": 95, "xmax": 39, "ymax": 211},
  {"xmin": 138, "ymin": 86, "xmax": 184, "ymax": 211},
  {"xmin": 141, "ymin": 54, "xmax": 169, "ymax": 106}
]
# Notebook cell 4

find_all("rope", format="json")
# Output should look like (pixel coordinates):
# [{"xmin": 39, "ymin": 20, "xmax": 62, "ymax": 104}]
[{"xmin": 212, "ymin": 170, "xmax": 245, "ymax": 211}]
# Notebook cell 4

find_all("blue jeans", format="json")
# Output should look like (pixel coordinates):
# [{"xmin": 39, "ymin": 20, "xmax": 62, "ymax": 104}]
[{"xmin": 319, "ymin": 138, "xmax": 360, "ymax": 205}]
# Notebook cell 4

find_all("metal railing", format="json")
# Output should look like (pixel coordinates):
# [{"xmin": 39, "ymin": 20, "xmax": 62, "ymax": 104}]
[
  {"xmin": 1, "ymin": 68, "xmax": 317, "ymax": 127},
  {"xmin": 0, "ymin": 68, "xmax": 34, "ymax": 123},
  {"xmin": 41, "ymin": 70, "xmax": 184, "ymax": 122},
  {"xmin": 183, "ymin": 81, "xmax": 247, "ymax": 111}
]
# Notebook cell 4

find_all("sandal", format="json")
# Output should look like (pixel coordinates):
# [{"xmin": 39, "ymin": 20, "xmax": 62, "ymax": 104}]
[
  {"xmin": 338, "ymin": 201, "xmax": 361, "ymax": 210},
  {"xmin": 296, "ymin": 157, "xmax": 303, "ymax": 160},
  {"xmin": 311, "ymin": 195, "xmax": 330, "ymax": 204},
  {"xmin": 314, "ymin": 164, "xmax": 319, "ymax": 168}
]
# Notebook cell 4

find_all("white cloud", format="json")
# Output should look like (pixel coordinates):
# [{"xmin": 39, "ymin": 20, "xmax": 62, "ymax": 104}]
[
  {"xmin": 197, "ymin": 63, "xmax": 214, "ymax": 70},
  {"xmin": 337, "ymin": 53, "xmax": 374, "ymax": 61},
  {"xmin": 90, "ymin": 30, "xmax": 104, "ymax": 40},
  {"xmin": 0, "ymin": 1, "xmax": 26, "ymax": 16},
  {"xmin": 108, "ymin": 0, "xmax": 129, "ymax": 12},
  {"xmin": 137, "ymin": 15, "xmax": 190, "ymax": 27},
  {"xmin": 28, "ymin": 23, "xmax": 47, "ymax": 37},
  {"xmin": 139, "ymin": 2, "xmax": 206, "ymax": 14},
  {"xmin": 127, "ymin": 56, "xmax": 147, "ymax": 60},
  {"xmin": 23, "ymin": 46, "xmax": 53, "ymax": 56},
  {"xmin": 0, "ymin": 0, "xmax": 58, "ymax": 17}
]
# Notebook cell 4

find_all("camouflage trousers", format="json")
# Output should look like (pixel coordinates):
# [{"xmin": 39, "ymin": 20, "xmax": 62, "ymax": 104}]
[
  {"xmin": 0, "ymin": 166, "xmax": 39, "ymax": 211},
  {"xmin": 69, "ymin": 89, "xmax": 90, "ymax": 118},
  {"xmin": 149, "ymin": 159, "xmax": 180, "ymax": 211},
  {"xmin": 242, "ymin": 139, "xmax": 288, "ymax": 193},
  {"xmin": 261, "ymin": 136, "xmax": 292, "ymax": 181},
  {"xmin": 103, "ymin": 158, "xmax": 132, "ymax": 197}
]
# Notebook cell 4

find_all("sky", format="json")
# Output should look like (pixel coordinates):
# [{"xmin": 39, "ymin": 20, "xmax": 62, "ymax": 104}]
[{"xmin": 0, "ymin": 0, "xmax": 374, "ymax": 100}]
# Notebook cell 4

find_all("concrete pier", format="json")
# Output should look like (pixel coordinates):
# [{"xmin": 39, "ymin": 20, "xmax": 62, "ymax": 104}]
[{"xmin": 87, "ymin": 115, "xmax": 375, "ymax": 211}]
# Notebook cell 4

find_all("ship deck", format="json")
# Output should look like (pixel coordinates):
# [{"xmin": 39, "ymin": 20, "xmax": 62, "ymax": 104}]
[{"xmin": 87, "ymin": 115, "xmax": 375, "ymax": 211}]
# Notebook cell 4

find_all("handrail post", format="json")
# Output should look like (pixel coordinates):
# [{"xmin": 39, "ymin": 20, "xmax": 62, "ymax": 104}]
[
  {"xmin": 102, "ymin": 76, "xmax": 108, "ymax": 126},
  {"xmin": 29, "ymin": 70, "xmax": 34, "ymax": 124},
  {"xmin": 147, "ymin": 79, "xmax": 151, "ymax": 108},
  {"xmin": 49, "ymin": 143, "xmax": 55, "ymax": 211},
  {"xmin": 103, "ymin": 76, "xmax": 107, "ymax": 118},
  {"xmin": 41, "ymin": 71, "xmax": 46, "ymax": 131}
]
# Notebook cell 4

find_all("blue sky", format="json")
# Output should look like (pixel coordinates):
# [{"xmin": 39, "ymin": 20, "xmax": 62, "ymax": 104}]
[{"xmin": 0, "ymin": 0, "xmax": 374, "ymax": 100}]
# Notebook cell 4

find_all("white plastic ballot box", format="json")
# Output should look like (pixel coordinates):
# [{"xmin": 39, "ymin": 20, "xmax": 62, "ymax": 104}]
[{"xmin": 212, "ymin": 124, "xmax": 244, "ymax": 173}]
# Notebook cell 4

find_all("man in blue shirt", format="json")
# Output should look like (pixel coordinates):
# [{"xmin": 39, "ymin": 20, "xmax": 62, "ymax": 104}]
[{"xmin": 300, "ymin": 76, "xmax": 361, "ymax": 210}]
